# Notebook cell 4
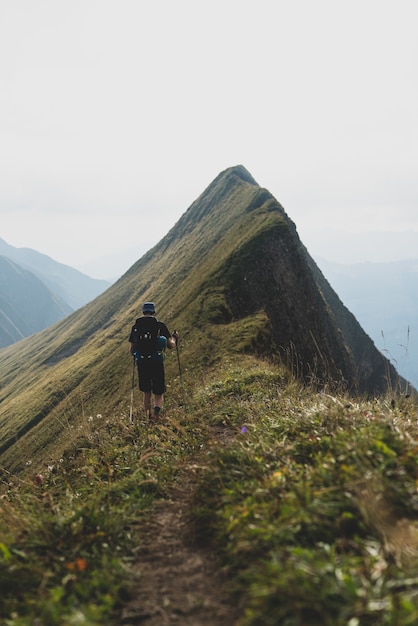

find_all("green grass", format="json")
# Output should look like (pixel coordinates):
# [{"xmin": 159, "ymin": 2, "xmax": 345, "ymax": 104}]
[
  {"xmin": 1, "ymin": 355, "xmax": 417, "ymax": 624},
  {"xmin": 0, "ymin": 402, "xmax": 203, "ymax": 625},
  {"xmin": 191, "ymin": 359, "xmax": 418, "ymax": 625}
]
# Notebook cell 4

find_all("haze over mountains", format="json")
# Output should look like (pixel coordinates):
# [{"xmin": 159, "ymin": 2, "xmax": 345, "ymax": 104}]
[
  {"xmin": 316, "ymin": 258, "xmax": 418, "ymax": 389},
  {"xmin": 0, "ymin": 237, "xmax": 111, "ymax": 348},
  {"xmin": 0, "ymin": 255, "xmax": 72, "ymax": 347},
  {"xmin": 0, "ymin": 238, "xmax": 111, "ymax": 309},
  {"xmin": 0, "ymin": 165, "xmax": 408, "ymax": 474}
]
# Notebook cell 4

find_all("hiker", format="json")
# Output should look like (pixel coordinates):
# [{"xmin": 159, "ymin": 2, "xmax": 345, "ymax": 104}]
[{"xmin": 129, "ymin": 302, "xmax": 178, "ymax": 421}]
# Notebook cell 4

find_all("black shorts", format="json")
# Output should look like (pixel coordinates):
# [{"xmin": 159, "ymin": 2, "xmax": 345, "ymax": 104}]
[{"xmin": 137, "ymin": 356, "xmax": 166, "ymax": 395}]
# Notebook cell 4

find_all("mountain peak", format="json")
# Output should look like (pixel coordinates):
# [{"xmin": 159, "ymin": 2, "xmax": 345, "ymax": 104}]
[
  {"xmin": 221, "ymin": 164, "xmax": 259, "ymax": 185},
  {"xmin": 131, "ymin": 166, "xmax": 402, "ymax": 395}
]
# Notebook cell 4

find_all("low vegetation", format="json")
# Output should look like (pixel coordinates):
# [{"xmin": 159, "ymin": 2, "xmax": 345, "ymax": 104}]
[{"xmin": 1, "ymin": 355, "xmax": 417, "ymax": 625}]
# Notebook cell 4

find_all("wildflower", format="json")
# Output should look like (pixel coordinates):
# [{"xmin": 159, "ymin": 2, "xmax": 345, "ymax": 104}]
[
  {"xmin": 270, "ymin": 470, "xmax": 285, "ymax": 485},
  {"xmin": 241, "ymin": 426, "xmax": 247, "ymax": 433},
  {"xmin": 66, "ymin": 557, "xmax": 88, "ymax": 572}
]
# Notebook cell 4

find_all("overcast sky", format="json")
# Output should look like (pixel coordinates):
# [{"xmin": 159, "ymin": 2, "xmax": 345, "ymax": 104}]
[{"xmin": 1, "ymin": 0, "xmax": 417, "ymax": 278}]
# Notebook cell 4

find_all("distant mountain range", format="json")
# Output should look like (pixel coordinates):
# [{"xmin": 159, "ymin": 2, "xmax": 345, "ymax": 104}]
[
  {"xmin": 0, "ymin": 256, "xmax": 72, "ymax": 347},
  {"xmin": 315, "ymin": 258, "xmax": 418, "ymax": 390},
  {"xmin": 0, "ymin": 237, "xmax": 112, "ymax": 348}
]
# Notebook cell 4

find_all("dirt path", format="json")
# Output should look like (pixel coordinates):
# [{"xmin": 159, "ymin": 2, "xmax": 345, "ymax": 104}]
[{"xmin": 120, "ymin": 436, "xmax": 240, "ymax": 625}]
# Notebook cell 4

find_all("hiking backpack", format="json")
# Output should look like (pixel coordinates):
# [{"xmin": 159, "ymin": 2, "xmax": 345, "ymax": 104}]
[{"xmin": 133, "ymin": 316, "xmax": 160, "ymax": 357}]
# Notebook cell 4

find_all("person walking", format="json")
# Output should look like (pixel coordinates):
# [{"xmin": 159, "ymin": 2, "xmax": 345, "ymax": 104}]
[{"xmin": 129, "ymin": 302, "xmax": 178, "ymax": 421}]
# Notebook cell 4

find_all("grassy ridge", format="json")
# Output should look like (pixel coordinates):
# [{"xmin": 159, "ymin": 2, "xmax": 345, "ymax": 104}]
[
  {"xmin": 1, "ymin": 164, "xmax": 415, "ymax": 623},
  {"xmin": 193, "ymin": 360, "xmax": 418, "ymax": 625},
  {"xmin": 0, "ymin": 165, "xmax": 404, "ymax": 475},
  {"xmin": 0, "ymin": 167, "xmax": 271, "ymax": 471},
  {"xmin": 1, "ymin": 355, "xmax": 417, "ymax": 625}
]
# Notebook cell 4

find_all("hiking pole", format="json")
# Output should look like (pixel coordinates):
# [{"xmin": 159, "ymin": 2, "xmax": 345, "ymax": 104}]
[
  {"xmin": 173, "ymin": 332, "xmax": 185, "ymax": 406},
  {"xmin": 129, "ymin": 355, "xmax": 135, "ymax": 424}
]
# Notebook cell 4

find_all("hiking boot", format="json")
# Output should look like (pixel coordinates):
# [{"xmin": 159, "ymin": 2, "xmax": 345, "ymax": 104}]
[{"xmin": 149, "ymin": 413, "xmax": 158, "ymax": 422}]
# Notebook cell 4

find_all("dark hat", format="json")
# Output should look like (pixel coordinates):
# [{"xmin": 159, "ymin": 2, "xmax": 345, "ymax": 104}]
[{"xmin": 142, "ymin": 302, "xmax": 155, "ymax": 314}]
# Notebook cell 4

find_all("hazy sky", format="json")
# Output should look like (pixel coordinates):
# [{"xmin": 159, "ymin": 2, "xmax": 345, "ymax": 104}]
[{"xmin": 1, "ymin": 0, "xmax": 417, "ymax": 278}]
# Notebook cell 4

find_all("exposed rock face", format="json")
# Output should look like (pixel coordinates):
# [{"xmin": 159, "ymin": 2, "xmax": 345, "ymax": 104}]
[{"xmin": 178, "ymin": 165, "xmax": 401, "ymax": 394}]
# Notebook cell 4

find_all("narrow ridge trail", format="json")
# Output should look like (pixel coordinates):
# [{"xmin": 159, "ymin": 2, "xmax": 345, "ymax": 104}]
[{"xmin": 121, "ymin": 429, "xmax": 240, "ymax": 625}]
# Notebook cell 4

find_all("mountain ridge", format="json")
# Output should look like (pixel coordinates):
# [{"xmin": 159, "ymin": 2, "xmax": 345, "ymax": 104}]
[{"xmin": 0, "ymin": 165, "xmax": 406, "ymax": 474}]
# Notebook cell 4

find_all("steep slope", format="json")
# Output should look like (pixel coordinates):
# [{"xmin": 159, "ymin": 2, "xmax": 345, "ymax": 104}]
[
  {"xmin": 0, "ymin": 165, "xmax": 403, "ymax": 473},
  {"xmin": 0, "ymin": 256, "xmax": 72, "ymax": 347},
  {"xmin": 146, "ymin": 165, "xmax": 400, "ymax": 391},
  {"xmin": 0, "ymin": 237, "xmax": 111, "ymax": 309}
]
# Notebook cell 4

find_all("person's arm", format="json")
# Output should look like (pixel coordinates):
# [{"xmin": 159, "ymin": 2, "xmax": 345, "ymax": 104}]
[
  {"xmin": 161, "ymin": 324, "xmax": 178, "ymax": 350},
  {"xmin": 167, "ymin": 332, "xmax": 178, "ymax": 350},
  {"xmin": 128, "ymin": 326, "xmax": 136, "ymax": 355}
]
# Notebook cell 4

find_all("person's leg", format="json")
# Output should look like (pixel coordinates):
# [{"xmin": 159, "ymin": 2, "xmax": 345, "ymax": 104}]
[
  {"xmin": 153, "ymin": 394, "xmax": 163, "ymax": 418},
  {"xmin": 138, "ymin": 361, "xmax": 152, "ymax": 418},
  {"xmin": 143, "ymin": 391, "xmax": 152, "ymax": 417},
  {"xmin": 151, "ymin": 360, "xmax": 166, "ymax": 419}
]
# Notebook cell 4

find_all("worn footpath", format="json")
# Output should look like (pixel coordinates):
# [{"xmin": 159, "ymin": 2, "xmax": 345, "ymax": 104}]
[{"xmin": 120, "ymin": 429, "xmax": 240, "ymax": 625}]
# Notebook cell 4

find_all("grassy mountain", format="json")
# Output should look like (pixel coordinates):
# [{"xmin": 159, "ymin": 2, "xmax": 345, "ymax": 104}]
[
  {"xmin": 0, "ymin": 165, "xmax": 404, "ymax": 473},
  {"xmin": 0, "ymin": 255, "xmax": 72, "ymax": 348},
  {"xmin": 1, "ymin": 166, "xmax": 417, "ymax": 625},
  {"xmin": 0, "ymin": 237, "xmax": 111, "ymax": 310}
]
